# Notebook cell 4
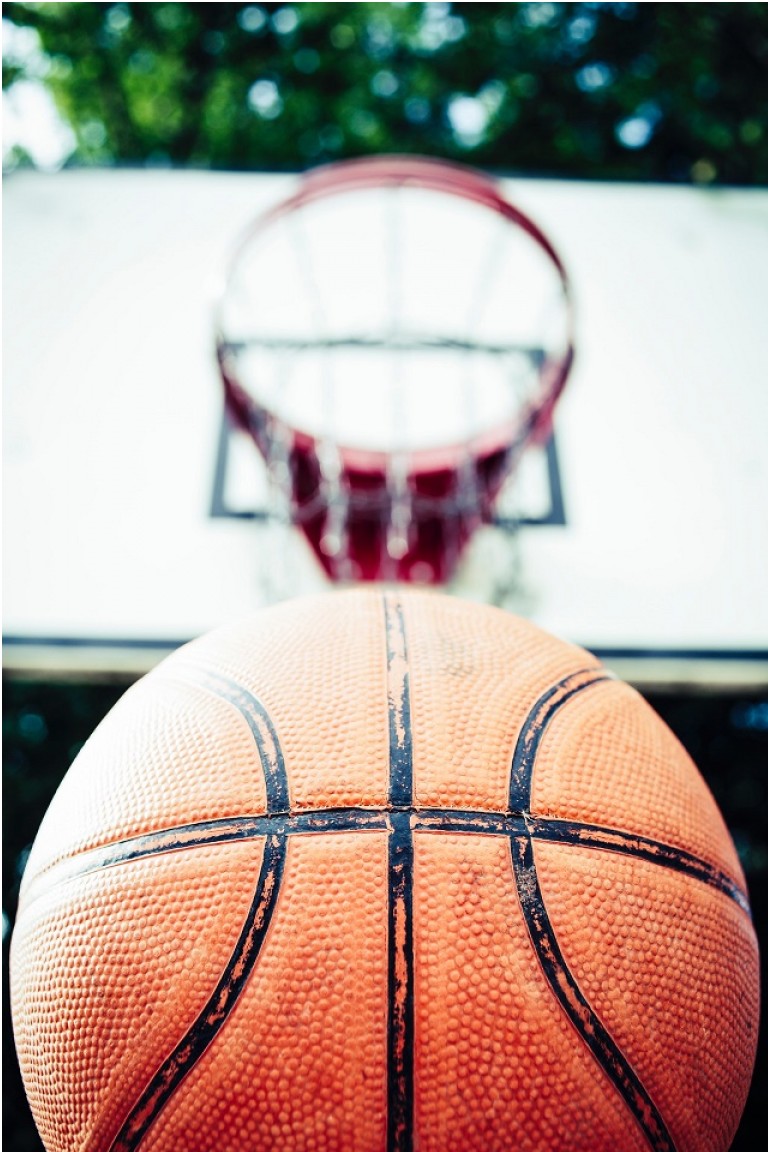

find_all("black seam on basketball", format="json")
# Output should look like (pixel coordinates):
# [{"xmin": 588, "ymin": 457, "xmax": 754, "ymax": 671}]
[
  {"xmin": 510, "ymin": 834, "xmax": 676, "ymax": 1152},
  {"xmin": 507, "ymin": 668, "xmax": 611, "ymax": 812},
  {"xmin": 107, "ymin": 672, "xmax": 291, "ymax": 1151},
  {"xmin": 172, "ymin": 668, "xmax": 290, "ymax": 813},
  {"xmin": 509, "ymin": 673, "xmax": 677, "ymax": 1152},
  {"xmin": 385, "ymin": 594, "xmax": 413, "ymax": 810},
  {"xmin": 526, "ymin": 816, "xmax": 751, "ymax": 915},
  {"xmin": 108, "ymin": 832, "xmax": 287, "ymax": 1152},
  {"xmin": 22, "ymin": 810, "xmax": 750, "ymax": 918},
  {"xmin": 388, "ymin": 811, "xmax": 415, "ymax": 1152},
  {"xmin": 384, "ymin": 593, "xmax": 415, "ymax": 1152}
]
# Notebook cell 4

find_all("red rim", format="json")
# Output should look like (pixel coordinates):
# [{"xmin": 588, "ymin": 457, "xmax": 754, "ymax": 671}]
[
  {"xmin": 215, "ymin": 155, "xmax": 575, "ymax": 582},
  {"xmin": 216, "ymin": 155, "xmax": 574, "ymax": 479}
]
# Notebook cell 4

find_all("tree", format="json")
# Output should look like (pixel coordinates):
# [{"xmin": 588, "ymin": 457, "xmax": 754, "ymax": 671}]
[{"xmin": 3, "ymin": 2, "xmax": 768, "ymax": 183}]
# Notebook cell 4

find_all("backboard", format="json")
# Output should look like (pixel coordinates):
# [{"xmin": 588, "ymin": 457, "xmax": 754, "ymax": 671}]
[{"xmin": 4, "ymin": 167, "xmax": 768, "ymax": 686}]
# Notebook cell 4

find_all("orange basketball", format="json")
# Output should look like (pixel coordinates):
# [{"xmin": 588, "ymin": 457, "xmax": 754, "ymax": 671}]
[{"xmin": 11, "ymin": 590, "xmax": 759, "ymax": 1152}]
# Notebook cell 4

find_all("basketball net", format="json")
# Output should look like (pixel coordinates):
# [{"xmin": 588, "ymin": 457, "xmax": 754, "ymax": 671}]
[{"xmin": 216, "ymin": 156, "xmax": 574, "ymax": 602}]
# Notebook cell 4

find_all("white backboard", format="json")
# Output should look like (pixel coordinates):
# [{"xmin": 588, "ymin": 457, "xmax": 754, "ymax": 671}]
[{"xmin": 4, "ymin": 168, "xmax": 768, "ymax": 686}]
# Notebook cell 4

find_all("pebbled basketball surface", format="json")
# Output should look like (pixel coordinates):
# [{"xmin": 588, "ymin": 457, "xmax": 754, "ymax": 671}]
[{"xmin": 11, "ymin": 589, "xmax": 759, "ymax": 1152}]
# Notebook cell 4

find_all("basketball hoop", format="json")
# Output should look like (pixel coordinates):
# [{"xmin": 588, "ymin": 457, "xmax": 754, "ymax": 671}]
[{"xmin": 216, "ymin": 155, "xmax": 574, "ymax": 585}]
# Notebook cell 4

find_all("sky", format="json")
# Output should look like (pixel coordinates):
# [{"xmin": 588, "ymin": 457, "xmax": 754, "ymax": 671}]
[{"xmin": 3, "ymin": 19, "xmax": 76, "ymax": 170}]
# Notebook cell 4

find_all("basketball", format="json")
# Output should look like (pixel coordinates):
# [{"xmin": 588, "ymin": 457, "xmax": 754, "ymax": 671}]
[{"xmin": 10, "ymin": 589, "xmax": 759, "ymax": 1152}]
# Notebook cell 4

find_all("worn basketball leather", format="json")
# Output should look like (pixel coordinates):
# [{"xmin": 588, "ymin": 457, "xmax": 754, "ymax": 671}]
[{"xmin": 11, "ymin": 590, "xmax": 759, "ymax": 1152}]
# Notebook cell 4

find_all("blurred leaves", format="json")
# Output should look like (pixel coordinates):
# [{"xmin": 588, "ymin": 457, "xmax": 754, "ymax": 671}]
[{"xmin": 2, "ymin": 2, "xmax": 768, "ymax": 181}]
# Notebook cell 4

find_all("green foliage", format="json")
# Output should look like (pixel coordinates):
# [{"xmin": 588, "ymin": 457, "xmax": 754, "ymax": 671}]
[{"xmin": 3, "ymin": 2, "xmax": 768, "ymax": 181}]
